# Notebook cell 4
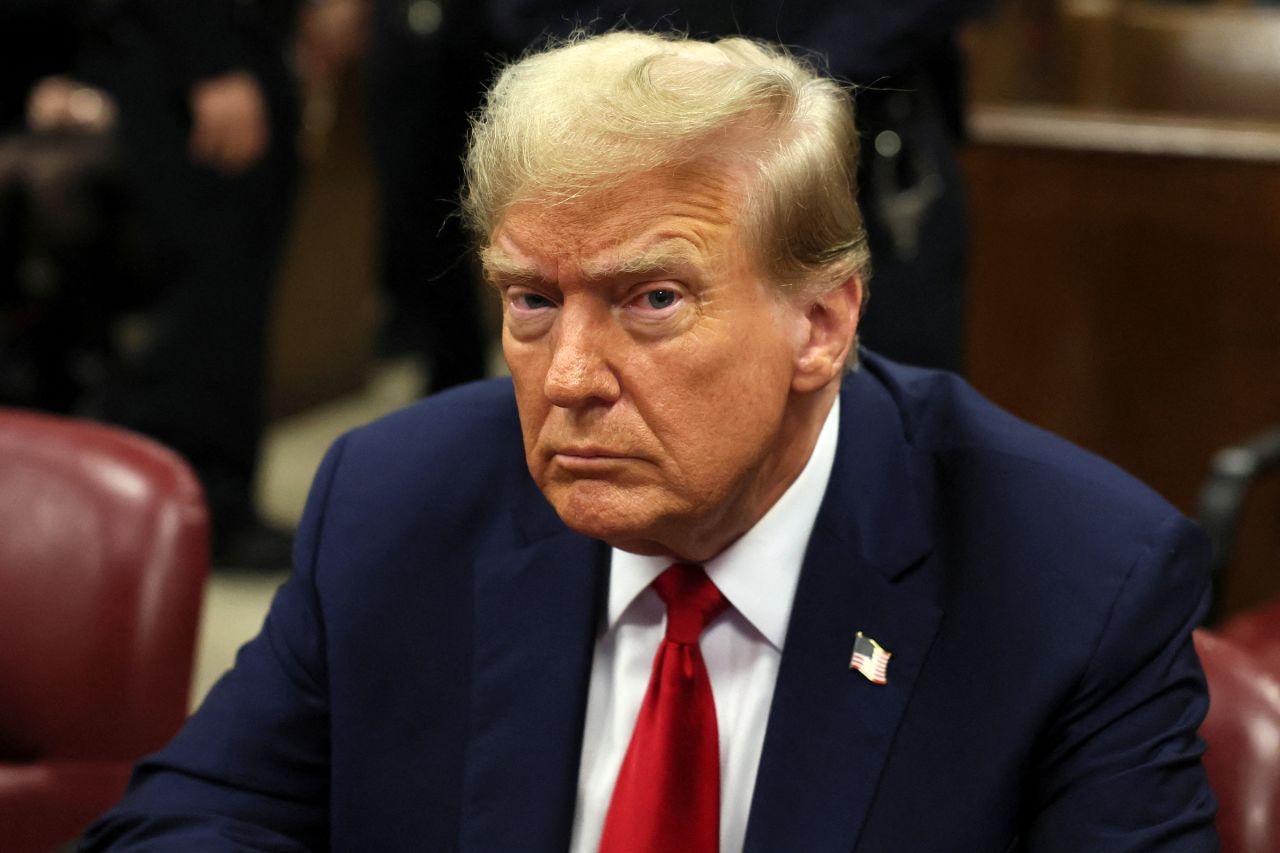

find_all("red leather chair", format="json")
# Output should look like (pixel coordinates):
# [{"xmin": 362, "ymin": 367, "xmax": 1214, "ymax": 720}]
[
  {"xmin": 1219, "ymin": 598, "xmax": 1280, "ymax": 679},
  {"xmin": 1195, "ymin": 628, "xmax": 1280, "ymax": 853},
  {"xmin": 0, "ymin": 407, "xmax": 209, "ymax": 852}
]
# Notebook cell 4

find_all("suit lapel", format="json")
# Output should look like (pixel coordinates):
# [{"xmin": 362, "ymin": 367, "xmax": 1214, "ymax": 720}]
[
  {"xmin": 745, "ymin": 368, "xmax": 945, "ymax": 853},
  {"xmin": 459, "ymin": 484, "xmax": 608, "ymax": 853}
]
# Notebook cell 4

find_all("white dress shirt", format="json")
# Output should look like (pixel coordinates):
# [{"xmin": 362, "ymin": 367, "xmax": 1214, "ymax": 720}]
[{"xmin": 569, "ymin": 398, "xmax": 840, "ymax": 853}]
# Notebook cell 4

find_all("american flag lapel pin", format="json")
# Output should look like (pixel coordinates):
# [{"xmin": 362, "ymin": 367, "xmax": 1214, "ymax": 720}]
[{"xmin": 849, "ymin": 631, "xmax": 891, "ymax": 685}]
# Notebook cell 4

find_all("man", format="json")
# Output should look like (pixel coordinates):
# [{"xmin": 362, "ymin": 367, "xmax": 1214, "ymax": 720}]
[{"xmin": 84, "ymin": 31, "xmax": 1216, "ymax": 851}]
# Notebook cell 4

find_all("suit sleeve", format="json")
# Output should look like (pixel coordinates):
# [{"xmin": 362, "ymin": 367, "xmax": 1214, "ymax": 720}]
[
  {"xmin": 143, "ymin": 0, "xmax": 245, "ymax": 87},
  {"xmin": 72, "ymin": 0, "xmax": 248, "ymax": 94},
  {"xmin": 1024, "ymin": 513, "xmax": 1218, "ymax": 851},
  {"xmin": 486, "ymin": 0, "xmax": 990, "ymax": 82},
  {"xmin": 747, "ymin": 0, "xmax": 992, "ymax": 83},
  {"xmin": 80, "ymin": 435, "xmax": 349, "ymax": 851}
]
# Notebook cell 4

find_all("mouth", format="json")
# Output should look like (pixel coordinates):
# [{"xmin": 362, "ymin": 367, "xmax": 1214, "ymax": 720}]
[
  {"xmin": 550, "ymin": 446, "xmax": 636, "ymax": 473},
  {"xmin": 555, "ymin": 445, "xmax": 624, "ymax": 459}
]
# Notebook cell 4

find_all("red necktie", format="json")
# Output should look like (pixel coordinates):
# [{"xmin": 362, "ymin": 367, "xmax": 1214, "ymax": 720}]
[{"xmin": 599, "ymin": 563, "xmax": 729, "ymax": 853}]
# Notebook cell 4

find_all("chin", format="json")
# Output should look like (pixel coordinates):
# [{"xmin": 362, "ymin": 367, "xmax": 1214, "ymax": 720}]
[{"xmin": 543, "ymin": 479, "xmax": 676, "ymax": 552}]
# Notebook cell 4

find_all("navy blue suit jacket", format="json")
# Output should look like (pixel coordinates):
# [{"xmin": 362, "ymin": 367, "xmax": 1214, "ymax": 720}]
[{"xmin": 84, "ymin": 353, "xmax": 1217, "ymax": 851}]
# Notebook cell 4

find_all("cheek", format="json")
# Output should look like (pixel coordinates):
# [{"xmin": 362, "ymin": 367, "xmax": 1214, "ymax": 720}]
[
  {"xmin": 686, "ymin": 332, "xmax": 797, "ymax": 415},
  {"xmin": 648, "ymin": 358, "xmax": 793, "ymax": 479},
  {"xmin": 516, "ymin": 404, "xmax": 545, "ymax": 472},
  {"xmin": 507, "ymin": 350, "xmax": 552, "ymax": 463},
  {"xmin": 504, "ymin": 334, "xmax": 549, "ymax": 396},
  {"xmin": 501, "ymin": 325, "xmax": 528, "ymax": 372}
]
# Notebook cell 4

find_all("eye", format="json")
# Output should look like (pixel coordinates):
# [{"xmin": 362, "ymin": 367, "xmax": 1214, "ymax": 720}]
[
  {"xmin": 628, "ymin": 287, "xmax": 683, "ymax": 315},
  {"xmin": 518, "ymin": 293, "xmax": 554, "ymax": 309},
  {"xmin": 644, "ymin": 290, "xmax": 678, "ymax": 310},
  {"xmin": 506, "ymin": 288, "xmax": 557, "ymax": 313}
]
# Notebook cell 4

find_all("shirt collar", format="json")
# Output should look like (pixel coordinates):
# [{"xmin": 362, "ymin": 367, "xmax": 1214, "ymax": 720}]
[{"xmin": 607, "ymin": 396, "xmax": 841, "ymax": 651}]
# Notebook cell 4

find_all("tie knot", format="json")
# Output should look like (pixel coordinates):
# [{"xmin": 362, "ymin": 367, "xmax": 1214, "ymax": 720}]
[{"xmin": 654, "ymin": 563, "xmax": 728, "ymax": 644}]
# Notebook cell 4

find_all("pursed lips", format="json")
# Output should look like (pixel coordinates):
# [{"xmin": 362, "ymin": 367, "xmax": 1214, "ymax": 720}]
[
  {"xmin": 548, "ymin": 445, "xmax": 639, "ymax": 471},
  {"xmin": 553, "ymin": 445, "xmax": 631, "ymax": 460}
]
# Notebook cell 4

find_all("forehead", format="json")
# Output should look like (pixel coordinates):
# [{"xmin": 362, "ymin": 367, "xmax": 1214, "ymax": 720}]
[{"xmin": 483, "ymin": 166, "xmax": 753, "ymax": 280}]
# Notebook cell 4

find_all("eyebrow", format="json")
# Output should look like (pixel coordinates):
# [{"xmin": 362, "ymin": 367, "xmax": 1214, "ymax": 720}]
[
  {"xmin": 481, "ymin": 239, "xmax": 704, "ymax": 290},
  {"xmin": 478, "ymin": 246, "xmax": 541, "ymax": 286},
  {"xmin": 584, "ymin": 241, "xmax": 703, "ymax": 280},
  {"xmin": 481, "ymin": 236, "xmax": 706, "ymax": 284}
]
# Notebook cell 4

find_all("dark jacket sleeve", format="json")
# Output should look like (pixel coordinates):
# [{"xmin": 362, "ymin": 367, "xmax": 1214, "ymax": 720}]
[
  {"xmin": 141, "ymin": 0, "xmax": 243, "ymax": 85},
  {"xmin": 75, "ymin": 0, "xmax": 270, "ymax": 92},
  {"xmin": 1023, "ymin": 513, "xmax": 1218, "ymax": 851},
  {"xmin": 485, "ymin": 0, "xmax": 991, "ymax": 82},
  {"xmin": 79, "ymin": 435, "xmax": 346, "ymax": 850},
  {"xmin": 743, "ymin": 0, "xmax": 992, "ymax": 82},
  {"xmin": 140, "ymin": 0, "xmax": 301, "ymax": 84}
]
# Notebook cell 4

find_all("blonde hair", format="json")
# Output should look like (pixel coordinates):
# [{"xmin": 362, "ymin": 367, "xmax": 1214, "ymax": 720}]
[{"xmin": 462, "ymin": 30, "xmax": 869, "ymax": 296}]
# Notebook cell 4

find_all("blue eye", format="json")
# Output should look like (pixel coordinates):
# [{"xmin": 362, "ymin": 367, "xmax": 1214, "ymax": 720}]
[
  {"xmin": 516, "ymin": 293, "xmax": 554, "ymax": 310},
  {"xmin": 644, "ymin": 290, "xmax": 678, "ymax": 309}
]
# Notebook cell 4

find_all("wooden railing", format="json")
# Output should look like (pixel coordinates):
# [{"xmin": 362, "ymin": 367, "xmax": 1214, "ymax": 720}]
[{"xmin": 961, "ymin": 103, "xmax": 1280, "ymax": 619}]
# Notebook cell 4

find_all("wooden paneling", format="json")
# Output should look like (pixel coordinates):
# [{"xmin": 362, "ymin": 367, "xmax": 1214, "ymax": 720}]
[
  {"xmin": 962, "ymin": 106, "xmax": 1280, "ymax": 618},
  {"xmin": 964, "ymin": 0, "xmax": 1069, "ymax": 106},
  {"xmin": 1109, "ymin": 4, "xmax": 1280, "ymax": 121},
  {"xmin": 968, "ymin": 2, "xmax": 1280, "ymax": 122}
]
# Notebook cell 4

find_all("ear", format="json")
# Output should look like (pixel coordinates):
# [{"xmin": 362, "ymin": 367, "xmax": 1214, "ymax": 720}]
[{"xmin": 792, "ymin": 275, "xmax": 862, "ymax": 393}]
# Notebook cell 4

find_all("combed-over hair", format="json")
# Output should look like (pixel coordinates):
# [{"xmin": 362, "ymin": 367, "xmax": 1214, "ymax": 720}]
[{"xmin": 462, "ymin": 30, "xmax": 870, "ymax": 296}]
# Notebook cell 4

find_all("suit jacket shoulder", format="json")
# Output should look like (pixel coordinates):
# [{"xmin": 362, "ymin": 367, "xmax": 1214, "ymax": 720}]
[{"xmin": 805, "ymin": 353, "xmax": 1217, "ymax": 852}]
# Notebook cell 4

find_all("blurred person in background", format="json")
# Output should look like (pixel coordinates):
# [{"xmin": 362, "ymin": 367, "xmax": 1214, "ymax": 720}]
[
  {"xmin": 488, "ymin": 0, "xmax": 992, "ymax": 372},
  {"xmin": 1, "ymin": 1, "xmax": 80, "ymax": 132},
  {"xmin": 303, "ymin": 0, "xmax": 494, "ymax": 393},
  {"xmin": 18, "ymin": 0, "xmax": 306, "ymax": 568},
  {"xmin": 0, "ymin": 0, "xmax": 114, "ymax": 413},
  {"xmin": 366, "ymin": 0, "xmax": 495, "ymax": 390}
]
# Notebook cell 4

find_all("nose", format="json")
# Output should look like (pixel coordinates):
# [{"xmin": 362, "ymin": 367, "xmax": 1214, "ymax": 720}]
[{"xmin": 543, "ymin": 306, "xmax": 621, "ymax": 408}]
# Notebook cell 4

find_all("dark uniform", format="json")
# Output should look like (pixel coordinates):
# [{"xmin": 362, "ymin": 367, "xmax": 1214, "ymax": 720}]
[
  {"xmin": 0, "ymin": 1, "xmax": 81, "ymax": 132},
  {"xmin": 0, "ymin": 1, "xmax": 99, "ymax": 412},
  {"xmin": 76, "ymin": 0, "xmax": 302, "ymax": 562},
  {"xmin": 365, "ymin": 0, "xmax": 494, "ymax": 391}
]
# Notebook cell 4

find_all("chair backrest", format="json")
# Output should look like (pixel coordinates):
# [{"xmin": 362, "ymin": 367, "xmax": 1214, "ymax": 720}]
[
  {"xmin": 1194, "ymin": 628, "xmax": 1280, "ymax": 853},
  {"xmin": 1219, "ymin": 597, "xmax": 1280, "ymax": 680},
  {"xmin": 0, "ymin": 407, "xmax": 208, "ymax": 763}
]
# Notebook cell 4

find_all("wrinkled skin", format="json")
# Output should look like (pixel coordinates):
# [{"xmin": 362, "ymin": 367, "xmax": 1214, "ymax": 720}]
[{"xmin": 485, "ymin": 166, "xmax": 861, "ymax": 562}]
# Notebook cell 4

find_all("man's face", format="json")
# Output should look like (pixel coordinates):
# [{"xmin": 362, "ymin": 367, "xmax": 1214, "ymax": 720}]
[{"xmin": 486, "ymin": 167, "xmax": 840, "ymax": 561}]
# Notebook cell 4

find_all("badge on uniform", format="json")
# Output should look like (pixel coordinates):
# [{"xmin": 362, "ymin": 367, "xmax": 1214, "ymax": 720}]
[{"xmin": 849, "ymin": 631, "xmax": 891, "ymax": 684}]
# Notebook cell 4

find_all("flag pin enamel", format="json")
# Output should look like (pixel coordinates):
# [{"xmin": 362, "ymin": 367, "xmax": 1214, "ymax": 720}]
[{"xmin": 849, "ymin": 631, "xmax": 891, "ymax": 684}]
